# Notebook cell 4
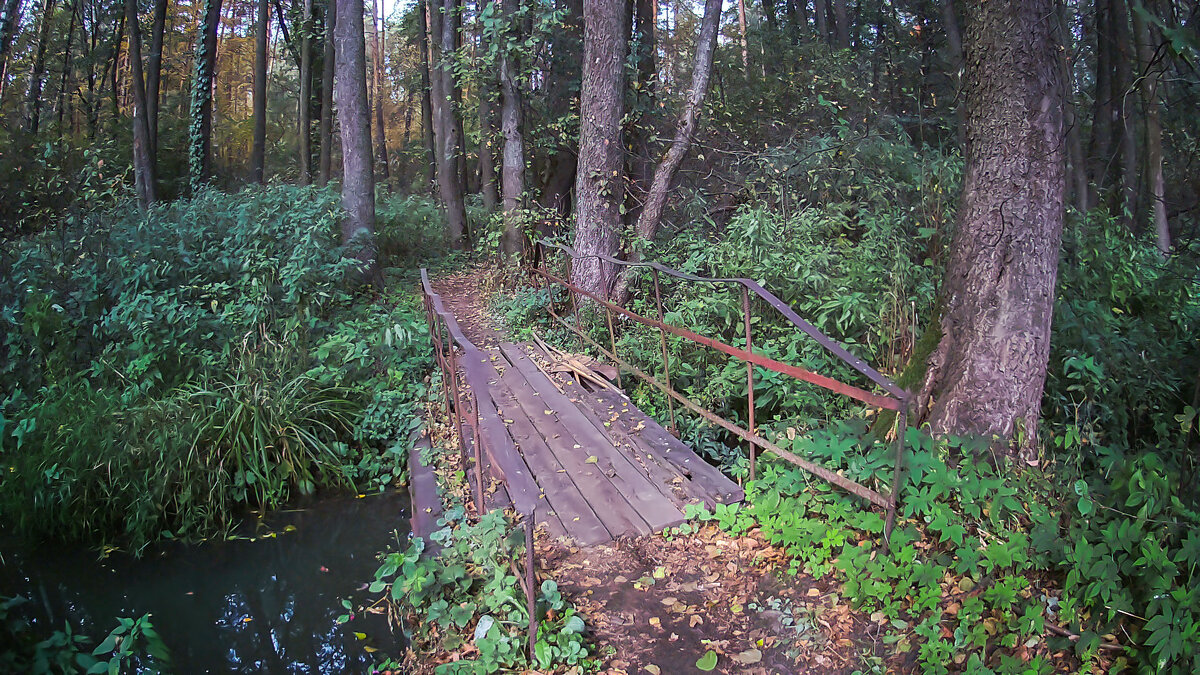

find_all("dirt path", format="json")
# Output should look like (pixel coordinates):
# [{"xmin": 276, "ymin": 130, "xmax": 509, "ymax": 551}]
[{"xmin": 429, "ymin": 269, "xmax": 876, "ymax": 674}]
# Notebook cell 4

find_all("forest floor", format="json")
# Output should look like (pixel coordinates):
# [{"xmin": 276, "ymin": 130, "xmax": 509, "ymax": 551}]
[{"xmin": 428, "ymin": 265, "xmax": 883, "ymax": 674}]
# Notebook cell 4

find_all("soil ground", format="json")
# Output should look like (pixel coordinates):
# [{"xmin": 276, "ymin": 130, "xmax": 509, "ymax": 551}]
[{"xmin": 430, "ymin": 265, "xmax": 882, "ymax": 674}]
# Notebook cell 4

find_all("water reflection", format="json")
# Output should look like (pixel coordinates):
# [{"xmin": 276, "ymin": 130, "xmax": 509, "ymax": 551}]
[{"xmin": 1, "ymin": 491, "xmax": 411, "ymax": 673}]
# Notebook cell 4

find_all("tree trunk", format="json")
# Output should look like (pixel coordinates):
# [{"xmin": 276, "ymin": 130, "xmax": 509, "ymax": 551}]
[
  {"xmin": 334, "ymin": 0, "xmax": 377, "ymax": 276},
  {"xmin": 1131, "ymin": 0, "xmax": 1169, "ymax": 254},
  {"xmin": 433, "ymin": 0, "xmax": 469, "ymax": 246},
  {"xmin": 612, "ymin": 0, "xmax": 721, "ymax": 305},
  {"xmin": 499, "ymin": 0, "xmax": 525, "ymax": 257},
  {"xmin": 417, "ymin": 0, "xmax": 436, "ymax": 189},
  {"xmin": 918, "ymin": 0, "xmax": 1065, "ymax": 461},
  {"xmin": 125, "ymin": 0, "xmax": 156, "ymax": 207},
  {"xmin": 832, "ymin": 0, "xmax": 848, "ymax": 47},
  {"xmin": 570, "ymin": 0, "xmax": 627, "ymax": 298},
  {"xmin": 319, "ymin": 0, "xmax": 336, "ymax": 185},
  {"xmin": 1112, "ymin": 0, "xmax": 1138, "ymax": 226},
  {"xmin": 737, "ymin": 0, "xmax": 748, "ymax": 69},
  {"xmin": 1086, "ymin": 0, "xmax": 1113, "ymax": 204},
  {"xmin": 189, "ymin": 0, "xmax": 222, "ymax": 192},
  {"xmin": 299, "ymin": 0, "xmax": 314, "ymax": 184},
  {"xmin": 145, "ymin": 0, "xmax": 167, "ymax": 157},
  {"xmin": 251, "ymin": 0, "xmax": 269, "ymax": 183},
  {"xmin": 813, "ymin": 0, "xmax": 828, "ymax": 42},
  {"xmin": 0, "ymin": 0, "xmax": 22, "ymax": 101},
  {"xmin": 25, "ymin": 0, "xmax": 58, "ymax": 134},
  {"xmin": 55, "ymin": 0, "xmax": 78, "ymax": 138},
  {"xmin": 1058, "ymin": 0, "xmax": 1087, "ymax": 214},
  {"xmin": 370, "ymin": 0, "xmax": 391, "ymax": 189}
]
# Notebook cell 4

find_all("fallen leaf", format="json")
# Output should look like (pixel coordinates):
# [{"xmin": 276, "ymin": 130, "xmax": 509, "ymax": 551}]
[
  {"xmin": 696, "ymin": 650, "xmax": 718, "ymax": 671},
  {"xmin": 732, "ymin": 648, "xmax": 762, "ymax": 665},
  {"xmin": 649, "ymin": 617, "xmax": 661, "ymax": 628},
  {"xmin": 586, "ymin": 456, "xmax": 598, "ymax": 464},
  {"xmin": 644, "ymin": 666, "xmax": 661, "ymax": 675}
]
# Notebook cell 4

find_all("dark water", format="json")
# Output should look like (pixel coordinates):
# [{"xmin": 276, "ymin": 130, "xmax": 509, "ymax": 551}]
[{"xmin": 1, "ymin": 491, "xmax": 412, "ymax": 673}]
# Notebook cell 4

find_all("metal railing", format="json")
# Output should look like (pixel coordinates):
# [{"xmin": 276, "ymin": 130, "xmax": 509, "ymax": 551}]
[
  {"xmin": 529, "ymin": 239, "xmax": 912, "ymax": 543},
  {"xmin": 419, "ymin": 269, "xmax": 539, "ymax": 654}
]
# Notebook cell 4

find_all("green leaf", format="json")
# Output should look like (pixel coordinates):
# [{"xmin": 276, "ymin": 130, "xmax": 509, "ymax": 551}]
[
  {"xmin": 1077, "ymin": 496, "xmax": 1093, "ymax": 516},
  {"xmin": 696, "ymin": 650, "xmax": 718, "ymax": 670}
]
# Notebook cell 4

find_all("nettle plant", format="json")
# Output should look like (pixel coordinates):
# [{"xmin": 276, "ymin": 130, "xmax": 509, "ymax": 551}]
[{"xmin": 365, "ymin": 505, "xmax": 589, "ymax": 673}]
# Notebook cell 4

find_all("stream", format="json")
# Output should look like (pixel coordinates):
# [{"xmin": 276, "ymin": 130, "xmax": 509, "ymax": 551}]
[{"xmin": 1, "ymin": 490, "xmax": 412, "ymax": 673}]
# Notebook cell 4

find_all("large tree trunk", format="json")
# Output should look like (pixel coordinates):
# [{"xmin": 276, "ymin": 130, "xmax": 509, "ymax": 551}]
[
  {"xmin": 318, "ymin": 0, "xmax": 336, "ymax": 185},
  {"xmin": 832, "ymin": 0, "xmax": 849, "ymax": 47},
  {"xmin": 432, "ymin": 0, "xmax": 469, "ymax": 247},
  {"xmin": 611, "ymin": 0, "xmax": 721, "ymax": 305},
  {"xmin": 918, "ymin": 0, "xmax": 1065, "ymax": 461},
  {"xmin": 188, "ymin": 0, "xmax": 223, "ymax": 192},
  {"xmin": 370, "ymin": 0, "xmax": 391, "ymax": 189},
  {"xmin": 334, "ymin": 0, "xmax": 377, "ymax": 276},
  {"xmin": 145, "ymin": 0, "xmax": 167, "ymax": 156},
  {"xmin": 570, "ymin": 0, "xmax": 628, "ymax": 298},
  {"xmin": 417, "ymin": 0, "xmax": 436, "ymax": 189},
  {"xmin": 125, "ymin": 0, "xmax": 156, "ymax": 207},
  {"xmin": 24, "ymin": 0, "xmax": 58, "ymax": 134},
  {"xmin": 1131, "ymin": 0, "xmax": 1169, "ymax": 255},
  {"xmin": 498, "ymin": 0, "xmax": 524, "ymax": 257},
  {"xmin": 298, "ymin": 0, "xmax": 314, "ymax": 184},
  {"xmin": 251, "ymin": 0, "xmax": 269, "ymax": 183}
]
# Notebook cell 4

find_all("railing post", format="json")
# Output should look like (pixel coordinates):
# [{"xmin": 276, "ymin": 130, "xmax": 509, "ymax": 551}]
[
  {"xmin": 524, "ymin": 517, "xmax": 538, "ymax": 657},
  {"xmin": 605, "ymin": 306, "xmax": 621, "ymax": 389},
  {"xmin": 742, "ymin": 286, "xmax": 757, "ymax": 482},
  {"xmin": 651, "ymin": 269, "xmax": 678, "ymax": 436},
  {"xmin": 469, "ymin": 376, "xmax": 484, "ymax": 513},
  {"xmin": 445, "ymin": 339, "xmax": 469, "ymax": 489}
]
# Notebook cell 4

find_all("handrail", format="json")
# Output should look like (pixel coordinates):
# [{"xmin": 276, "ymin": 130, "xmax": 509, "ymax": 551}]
[{"xmin": 530, "ymin": 239, "xmax": 910, "ymax": 544}]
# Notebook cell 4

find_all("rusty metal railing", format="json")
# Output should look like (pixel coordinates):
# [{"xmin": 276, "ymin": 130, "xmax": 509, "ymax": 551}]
[
  {"xmin": 419, "ymin": 269, "xmax": 539, "ymax": 654},
  {"xmin": 529, "ymin": 239, "xmax": 911, "ymax": 543}
]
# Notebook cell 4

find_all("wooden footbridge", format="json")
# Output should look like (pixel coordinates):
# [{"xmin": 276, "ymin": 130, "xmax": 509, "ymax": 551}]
[{"xmin": 417, "ymin": 241, "xmax": 911, "ymax": 649}]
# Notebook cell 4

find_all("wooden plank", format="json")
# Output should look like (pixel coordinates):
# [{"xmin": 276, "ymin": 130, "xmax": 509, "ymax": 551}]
[
  {"xmin": 584, "ymin": 386, "xmax": 745, "ymax": 505},
  {"xmin": 489, "ymin": 369, "xmax": 611, "ymax": 546},
  {"xmin": 408, "ymin": 433, "xmax": 443, "ymax": 556},
  {"xmin": 498, "ymin": 344, "xmax": 687, "ymax": 533},
  {"xmin": 557, "ymin": 374, "xmax": 718, "ymax": 510},
  {"xmin": 495, "ymin": 364, "xmax": 652, "ymax": 539}
]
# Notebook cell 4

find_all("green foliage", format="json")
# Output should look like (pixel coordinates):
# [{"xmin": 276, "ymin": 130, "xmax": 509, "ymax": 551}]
[
  {"xmin": 689, "ymin": 425, "xmax": 1199, "ymax": 674},
  {"xmin": 1, "ymin": 596, "xmax": 171, "ymax": 674},
  {"xmin": 376, "ymin": 192, "xmax": 449, "ymax": 265},
  {"xmin": 364, "ymin": 506, "xmax": 591, "ymax": 673},
  {"xmin": 0, "ymin": 186, "xmax": 433, "ymax": 551}
]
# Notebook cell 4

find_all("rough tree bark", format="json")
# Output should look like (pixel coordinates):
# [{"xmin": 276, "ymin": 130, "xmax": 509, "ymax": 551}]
[
  {"xmin": 251, "ymin": 0, "xmax": 269, "ymax": 183},
  {"xmin": 319, "ymin": 0, "xmax": 336, "ymax": 185},
  {"xmin": 432, "ymin": 0, "xmax": 469, "ymax": 247},
  {"xmin": 370, "ymin": 0, "xmax": 391, "ymax": 188},
  {"xmin": 299, "ymin": 0, "xmax": 314, "ymax": 184},
  {"xmin": 570, "ymin": 0, "xmax": 628, "ymax": 298},
  {"xmin": 0, "ymin": 0, "xmax": 22, "ymax": 100},
  {"xmin": 125, "ymin": 0, "xmax": 156, "ymax": 207},
  {"xmin": 188, "ymin": 0, "xmax": 223, "ymax": 192},
  {"xmin": 1131, "ymin": 0, "xmax": 1170, "ymax": 254},
  {"xmin": 417, "ymin": 0, "xmax": 436, "ymax": 189},
  {"xmin": 145, "ymin": 0, "xmax": 167, "ymax": 156},
  {"xmin": 334, "ymin": 0, "xmax": 378, "ymax": 276},
  {"xmin": 918, "ymin": 0, "xmax": 1065, "ymax": 461},
  {"xmin": 498, "ymin": 0, "xmax": 525, "ymax": 257},
  {"xmin": 612, "ymin": 0, "xmax": 721, "ymax": 304}
]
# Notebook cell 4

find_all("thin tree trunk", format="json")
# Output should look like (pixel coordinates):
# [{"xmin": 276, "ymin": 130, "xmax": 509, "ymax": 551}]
[
  {"xmin": 251, "ymin": 0, "xmax": 269, "ymax": 183},
  {"xmin": 319, "ymin": 0, "xmax": 336, "ymax": 184},
  {"xmin": 299, "ymin": 0, "xmax": 314, "ymax": 184},
  {"xmin": 1086, "ymin": 0, "xmax": 1113, "ymax": 204},
  {"xmin": 189, "ymin": 0, "xmax": 223, "ymax": 192},
  {"xmin": 499, "ymin": 0, "xmax": 525, "ymax": 257},
  {"xmin": 1131, "ymin": 0, "xmax": 1169, "ymax": 254},
  {"xmin": 370, "ymin": 0, "xmax": 391, "ymax": 188},
  {"xmin": 918, "ymin": 0, "xmax": 1065, "ymax": 461},
  {"xmin": 737, "ymin": 0, "xmax": 748, "ymax": 69},
  {"xmin": 612, "ymin": 0, "xmax": 721, "ymax": 305},
  {"xmin": 571, "ymin": 0, "xmax": 628, "ymax": 298},
  {"xmin": 940, "ymin": 0, "xmax": 966, "ymax": 149},
  {"xmin": 1058, "ymin": 1, "xmax": 1087, "ymax": 214},
  {"xmin": 1112, "ymin": 0, "xmax": 1138, "ymax": 226},
  {"xmin": 334, "ymin": 0, "xmax": 377, "ymax": 276},
  {"xmin": 125, "ymin": 0, "xmax": 156, "ymax": 207},
  {"xmin": 55, "ymin": 0, "xmax": 79, "ymax": 138},
  {"xmin": 0, "ymin": 0, "xmax": 22, "ymax": 101},
  {"xmin": 417, "ymin": 0, "xmax": 436, "ymax": 189},
  {"xmin": 145, "ymin": 0, "xmax": 167, "ymax": 156},
  {"xmin": 25, "ymin": 0, "xmax": 58, "ymax": 134},
  {"xmin": 108, "ymin": 9, "xmax": 124, "ymax": 123},
  {"xmin": 832, "ymin": 0, "xmax": 848, "ymax": 47},
  {"xmin": 813, "ymin": 0, "xmax": 828, "ymax": 42},
  {"xmin": 479, "ymin": 83, "xmax": 499, "ymax": 212}
]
